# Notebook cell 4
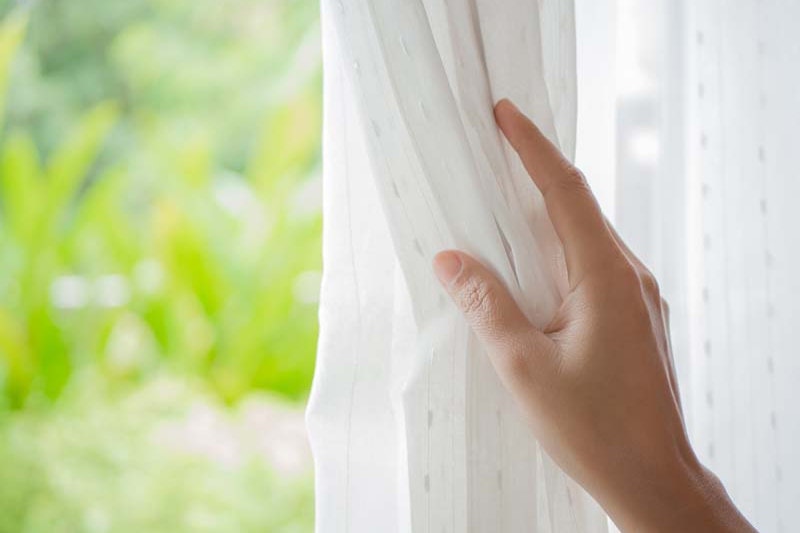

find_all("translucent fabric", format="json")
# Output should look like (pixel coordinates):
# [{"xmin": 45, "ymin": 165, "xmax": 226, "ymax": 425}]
[
  {"xmin": 683, "ymin": 2, "xmax": 800, "ymax": 531},
  {"xmin": 306, "ymin": 0, "xmax": 607, "ymax": 531},
  {"xmin": 584, "ymin": 1, "xmax": 800, "ymax": 531}
]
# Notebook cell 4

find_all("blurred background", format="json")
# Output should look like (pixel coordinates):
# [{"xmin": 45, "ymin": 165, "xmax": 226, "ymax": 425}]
[{"xmin": 0, "ymin": 1, "xmax": 321, "ymax": 531}]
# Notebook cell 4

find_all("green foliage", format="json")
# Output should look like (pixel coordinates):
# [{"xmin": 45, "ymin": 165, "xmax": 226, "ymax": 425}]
[
  {"xmin": 0, "ymin": 0, "xmax": 321, "ymax": 529},
  {"xmin": 0, "ymin": 0, "xmax": 322, "ymax": 410},
  {"xmin": 0, "ymin": 7, "xmax": 25, "ymax": 131},
  {"xmin": 0, "ymin": 375, "xmax": 314, "ymax": 533}
]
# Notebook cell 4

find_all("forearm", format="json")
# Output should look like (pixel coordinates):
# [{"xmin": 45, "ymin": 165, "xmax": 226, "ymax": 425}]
[{"xmin": 600, "ymin": 455, "xmax": 757, "ymax": 533}]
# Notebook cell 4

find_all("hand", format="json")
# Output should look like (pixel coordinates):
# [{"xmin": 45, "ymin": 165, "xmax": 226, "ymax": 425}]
[{"xmin": 432, "ymin": 100, "xmax": 756, "ymax": 532}]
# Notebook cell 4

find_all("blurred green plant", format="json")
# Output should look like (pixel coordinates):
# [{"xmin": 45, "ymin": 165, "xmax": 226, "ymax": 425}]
[
  {"xmin": 0, "ymin": 374, "xmax": 314, "ymax": 533},
  {"xmin": 0, "ymin": 1, "xmax": 320, "ymax": 530},
  {"xmin": 0, "ymin": 1, "xmax": 322, "ymax": 410}
]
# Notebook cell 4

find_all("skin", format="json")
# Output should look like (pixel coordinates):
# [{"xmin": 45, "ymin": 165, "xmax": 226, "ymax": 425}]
[{"xmin": 432, "ymin": 99, "xmax": 757, "ymax": 532}]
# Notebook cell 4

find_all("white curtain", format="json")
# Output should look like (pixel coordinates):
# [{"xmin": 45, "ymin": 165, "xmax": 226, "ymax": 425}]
[
  {"xmin": 581, "ymin": 1, "xmax": 800, "ymax": 532},
  {"xmin": 309, "ymin": 0, "xmax": 800, "ymax": 531},
  {"xmin": 307, "ymin": 0, "xmax": 607, "ymax": 531},
  {"xmin": 684, "ymin": 4, "xmax": 800, "ymax": 531}
]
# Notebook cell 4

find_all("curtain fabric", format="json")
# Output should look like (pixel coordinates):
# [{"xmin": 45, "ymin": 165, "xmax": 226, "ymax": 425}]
[
  {"xmin": 307, "ymin": 0, "xmax": 607, "ymax": 531},
  {"xmin": 607, "ymin": 1, "xmax": 800, "ymax": 532},
  {"xmin": 683, "ymin": 2, "xmax": 799, "ymax": 531},
  {"xmin": 309, "ymin": 0, "xmax": 800, "ymax": 532}
]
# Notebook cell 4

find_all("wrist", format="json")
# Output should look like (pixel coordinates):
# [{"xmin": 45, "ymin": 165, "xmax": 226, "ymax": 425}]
[{"xmin": 598, "ymin": 448, "xmax": 756, "ymax": 532}]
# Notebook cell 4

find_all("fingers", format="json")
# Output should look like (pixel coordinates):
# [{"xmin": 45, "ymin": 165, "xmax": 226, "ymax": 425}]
[
  {"xmin": 433, "ymin": 251, "xmax": 557, "ymax": 389},
  {"xmin": 495, "ymin": 99, "xmax": 617, "ymax": 286},
  {"xmin": 603, "ymin": 218, "xmax": 681, "ymax": 416}
]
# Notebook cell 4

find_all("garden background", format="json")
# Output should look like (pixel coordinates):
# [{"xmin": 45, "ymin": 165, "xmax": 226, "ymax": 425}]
[{"xmin": 0, "ymin": 1, "xmax": 321, "ymax": 531}]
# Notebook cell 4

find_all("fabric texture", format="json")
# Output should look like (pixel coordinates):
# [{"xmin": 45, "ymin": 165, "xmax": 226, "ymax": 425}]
[
  {"xmin": 680, "ymin": 2, "xmax": 799, "ymax": 531},
  {"xmin": 307, "ymin": 0, "xmax": 607, "ymax": 531},
  {"xmin": 309, "ymin": 1, "xmax": 800, "ymax": 532},
  {"xmin": 587, "ymin": 1, "xmax": 800, "ymax": 531}
]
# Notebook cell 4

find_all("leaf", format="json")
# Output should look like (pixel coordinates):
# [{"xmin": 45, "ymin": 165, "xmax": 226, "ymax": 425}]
[
  {"xmin": 246, "ymin": 90, "xmax": 320, "ymax": 198},
  {"xmin": 28, "ymin": 303, "xmax": 71, "ymax": 401},
  {"xmin": 64, "ymin": 164, "xmax": 137, "ymax": 270},
  {"xmin": 0, "ymin": 307, "xmax": 33, "ymax": 408},
  {"xmin": 44, "ymin": 101, "xmax": 119, "ymax": 228},
  {"xmin": 0, "ymin": 132, "xmax": 42, "ymax": 242}
]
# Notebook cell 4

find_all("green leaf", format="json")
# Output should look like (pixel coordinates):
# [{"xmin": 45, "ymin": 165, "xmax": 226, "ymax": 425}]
[
  {"xmin": 0, "ymin": 132, "xmax": 42, "ymax": 242},
  {"xmin": 246, "ymin": 91, "xmax": 320, "ymax": 198},
  {"xmin": 44, "ymin": 101, "xmax": 119, "ymax": 227},
  {"xmin": 0, "ymin": 306, "xmax": 33, "ymax": 408}
]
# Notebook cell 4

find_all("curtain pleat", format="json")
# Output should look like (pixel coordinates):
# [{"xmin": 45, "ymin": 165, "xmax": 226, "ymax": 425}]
[{"xmin": 307, "ymin": 0, "xmax": 607, "ymax": 531}]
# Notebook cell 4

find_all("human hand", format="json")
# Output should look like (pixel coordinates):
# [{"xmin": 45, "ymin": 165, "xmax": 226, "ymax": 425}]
[{"xmin": 432, "ymin": 100, "xmax": 756, "ymax": 532}]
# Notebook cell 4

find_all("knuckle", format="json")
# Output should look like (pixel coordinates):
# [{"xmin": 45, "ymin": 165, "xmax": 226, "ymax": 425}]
[
  {"xmin": 457, "ymin": 276, "xmax": 496, "ymax": 318},
  {"xmin": 639, "ymin": 269, "xmax": 661, "ymax": 299},
  {"xmin": 594, "ymin": 260, "xmax": 645, "ymax": 302},
  {"xmin": 542, "ymin": 164, "xmax": 592, "ymax": 202},
  {"xmin": 563, "ymin": 164, "xmax": 588, "ymax": 184},
  {"xmin": 605, "ymin": 258, "xmax": 641, "ymax": 289},
  {"xmin": 559, "ymin": 165, "xmax": 591, "ymax": 193},
  {"xmin": 661, "ymin": 297, "xmax": 671, "ymax": 316},
  {"xmin": 584, "ymin": 257, "xmax": 623, "ymax": 288}
]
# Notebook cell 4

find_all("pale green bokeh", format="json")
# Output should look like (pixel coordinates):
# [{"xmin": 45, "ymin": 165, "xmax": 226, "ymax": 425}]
[{"xmin": 0, "ymin": 1, "xmax": 321, "ymax": 530}]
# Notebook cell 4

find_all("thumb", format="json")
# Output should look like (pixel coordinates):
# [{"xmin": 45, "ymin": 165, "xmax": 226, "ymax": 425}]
[{"xmin": 433, "ymin": 251, "xmax": 556, "ymax": 389}]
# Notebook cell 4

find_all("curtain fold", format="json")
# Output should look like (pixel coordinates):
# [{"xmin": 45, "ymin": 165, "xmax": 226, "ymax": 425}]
[{"xmin": 307, "ymin": 0, "xmax": 607, "ymax": 531}]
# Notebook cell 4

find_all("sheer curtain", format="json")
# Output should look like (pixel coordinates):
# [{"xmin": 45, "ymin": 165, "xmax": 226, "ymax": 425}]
[
  {"xmin": 684, "ymin": 4, "xmax": 800, "ymax": 531},
  {"xmin": 307, "ymin": 0, "xmax": 607, "ymax": 531},
  {"xmin": 309, "ymin": 0, "xmax": 800, "ymax": 531},
  {"xmin": 581, "ymin": 1, "xmax": 800, "ymax": 532}
]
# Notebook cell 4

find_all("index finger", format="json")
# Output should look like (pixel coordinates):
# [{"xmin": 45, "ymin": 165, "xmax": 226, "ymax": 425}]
[{"xmin": 494, "ymin": 99, "xmax": 617, "ymax": 286}]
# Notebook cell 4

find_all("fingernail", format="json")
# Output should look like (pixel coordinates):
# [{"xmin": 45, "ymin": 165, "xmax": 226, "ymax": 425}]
[
  {"xmin": 433, "ymin": 252, "xmax": 463, "ymax": 286},
  {"xmin": 496, "ymin": 98, "xmax": 518, "ymax": 112}
]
